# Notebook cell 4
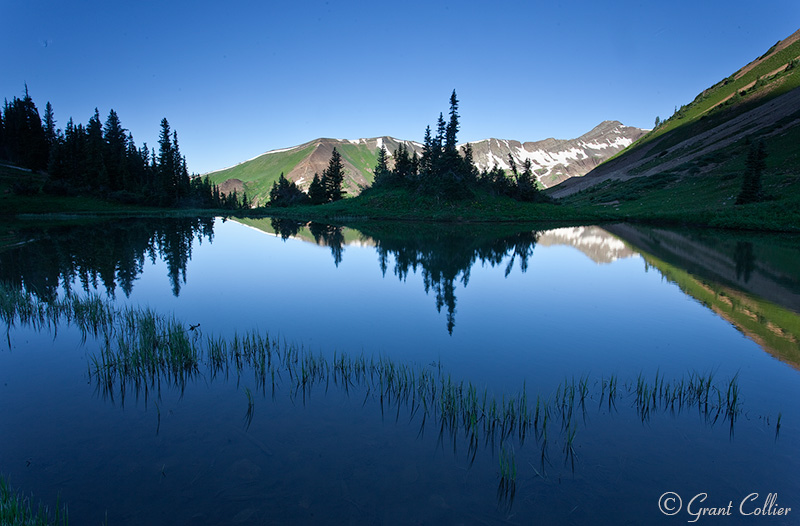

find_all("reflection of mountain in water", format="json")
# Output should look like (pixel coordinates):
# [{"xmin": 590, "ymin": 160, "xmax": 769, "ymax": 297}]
[
  {"xmin": 0, "ymin": 218, "xmax": 215, "ymax": 300},
  {"xmin": 605, "ymin": 224, "xmax": 800, "ymax": 313},
  {"xmin": 537, "ymin": 226, "xmax": 637, "ymax": 264},
  {"xmin": 605, "ymin": 224, "xmax": 800, "ymax": 369}
]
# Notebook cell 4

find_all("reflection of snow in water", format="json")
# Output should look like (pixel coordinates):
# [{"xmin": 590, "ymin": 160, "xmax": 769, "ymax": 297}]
[{"xmin": 537, "ymin": 226, "xmax": 637, "ymax": 264}]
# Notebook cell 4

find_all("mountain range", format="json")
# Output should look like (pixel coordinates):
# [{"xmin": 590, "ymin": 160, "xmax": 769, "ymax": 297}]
[
  {"xmin": 205, "ymin": 27, "xmax": 800, "ymax": 223},
  {"xmin": 206, "ymin": 122, "xmax": 646, "ymax": 204}
]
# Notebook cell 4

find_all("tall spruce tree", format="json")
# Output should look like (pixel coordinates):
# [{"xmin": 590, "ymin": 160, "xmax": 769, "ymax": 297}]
[
  {"xmin": 445, "ymin": 90, "xmax": 459, "ymax": 153},
  {"xmin": 43, "ymin": 102, "xmax": 57, "ymax": 151},
  {"xmin": 157, "ymin": 118, "xmax": 175, "ymax": 203},
  {"xmin": 2, "ymin": 87, "xmax": 48, "ymax": 170},
  {"xmin": 103, "ymin": 109, "xmax": 128, "ymax": 190},
  {"xmin": 86, "ymin": 108, "xmax": 107, "ymax": 188},
  {"xmin": 372, "ymin": 145, "xmax": 392, "ymax": 187},
  {"xmin": 322, "ymin": 147, "xmax": 346, "ymax": 202},
  {"xmin": 420, "ymin": 125, "xmax": 433, "ymax": 176}
]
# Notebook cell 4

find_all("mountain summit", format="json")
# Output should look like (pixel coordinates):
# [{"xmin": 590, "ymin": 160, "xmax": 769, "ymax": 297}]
[
  {"xmin": 206, "ymin": 122, "xmax": 645, "ymax": 204},
  {"xmin": 466, "ymin": 121, "xmax": 646, "ymax": 187}
]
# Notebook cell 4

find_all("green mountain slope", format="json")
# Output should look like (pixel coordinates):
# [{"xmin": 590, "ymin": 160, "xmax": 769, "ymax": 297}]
[
  {"xmin": 552, "ymin": 29, "xmax": 800, "ymax": 231},
  {"xmin": 205, "ymin": 137, "xmax": 420, "ymax": 205}
]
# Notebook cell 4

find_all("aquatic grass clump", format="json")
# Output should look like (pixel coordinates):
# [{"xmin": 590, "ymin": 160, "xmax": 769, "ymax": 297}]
[
  {"xmin": 0, "ymin": 475, "xmax": 68, "ymax": 526},
  {"xmin": 629, "ymin": 370, "xmax": 743, "ymax": 428},
  {"xmin": 91, "ymin": 307, "xmax": 202, "ymax": 403},
  {"xmin": 497, "ymin": 443, "xmax": 517, "ymax": 510}
]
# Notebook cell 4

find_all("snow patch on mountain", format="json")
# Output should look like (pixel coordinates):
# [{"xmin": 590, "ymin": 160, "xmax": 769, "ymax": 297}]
[{"xmin": 465, "ymin": 121, "xmax": 647, "ymax": 187}]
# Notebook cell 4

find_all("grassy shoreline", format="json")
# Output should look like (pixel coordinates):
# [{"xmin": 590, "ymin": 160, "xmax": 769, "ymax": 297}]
[
  {"xmin": 3, "ymin": 166, "xmax": 798, "ymax": 232},
  {"xmin": 246, "ymin": 186, "xmax": 800, "ymax": 232}
]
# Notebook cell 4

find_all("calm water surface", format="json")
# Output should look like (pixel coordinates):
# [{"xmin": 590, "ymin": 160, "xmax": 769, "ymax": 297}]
[{"xmin": 1, "ymin": 217, "xmax": 799, "ymax": 524}]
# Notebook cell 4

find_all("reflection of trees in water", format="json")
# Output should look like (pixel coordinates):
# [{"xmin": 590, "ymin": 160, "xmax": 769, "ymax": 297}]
[
  {"xmin": 0, "ymin": 217, "xmax": 214, "ymax": 300},
  {"xmin": 269, "ymin": 218, "xmax": 345, "ymax": 267},
  {"xmin": 269, "ymin": 217, "xmax": 303, "ymax": 241},
  {"xmin": 308, "ymin": 222, "xmax": 344, "ymax": 267},
  {"xmin": 267, "ymin": 220, "xmax": 539, "ymax": 334},
  {"xmin": 734, "ymin": 242, "xmax": 755, "ymax": 283},
  {"xmin": 373, "ymin": 229, "xmax": 539, "ymax": 334}
]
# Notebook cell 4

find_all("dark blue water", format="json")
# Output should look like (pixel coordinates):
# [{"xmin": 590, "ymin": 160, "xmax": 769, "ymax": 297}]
[{"xmin": 1, "ymin": 218, "xmax": 799, "ymax": 524}]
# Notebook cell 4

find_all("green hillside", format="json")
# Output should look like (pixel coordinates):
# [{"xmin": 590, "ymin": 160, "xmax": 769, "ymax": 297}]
[
  {"xmin": 612, "ymin": 31, "xmax": 800, "ymax": 160},
  {"xmin": 205, "ymin": 138, "xmax": 389, "ymax": 204},
  {"xmin": 334, "ymin": 143, "xmax": 381, "ymax": 183},
  {"xmin": 206, "ymin": 142, "xmax": 317, "ymax": 200},
  {"xmin": 560, "ymin": 122, "xmax": 800, "ymax": 230},
  {"xmin": 550, "ymin": 29, "xmax": 800, "ymax": 231}
]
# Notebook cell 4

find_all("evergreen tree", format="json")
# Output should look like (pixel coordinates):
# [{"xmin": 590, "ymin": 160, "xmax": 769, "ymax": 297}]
[
  {"xmin": 171, "ymin": 131, "xmax": 190, "ymax": 199},
  {"xmin": 419, "ymin": 125, "xmax": 433, "ymax": 176},
  {"xmin": 125, "ymin": 132, "xmax": 145, "ymax": 190},
  {"xmin": 53, "ymin": 118, "xmax": 87, "ymax": 185},
  {"xmin": 269, "ymin": 172, "xmax": 308, "ymax": 207},
  {"xmin": 736, "ymin": 141, "xmax": 767, "ymax": 204},
  {"xmin": 372, "ymin": 145, "xmax": 392, "ymax": 187},
  {"xmin": 157, "ymin": 118, "xmax": 175, "ymax": 204},
  {"xmin": 308, "ymin": 173, "xmax": 327, "ymax": 204},
  {"xmin": 432, "ymin": 112, "xmax": 445, "ymax": 170},
  {"xmin": 515, "ymin": 158, "xmax": 539, "ymax": 201},
  {"xmin": 461, "ymin": 143, "xmax": 479, "ymax": 183},
  {"xmin": 322, "ymin": 147, "xmax": 346, "ymax": 202},
  {"xmin": 103, "ymin": 109, "xmax": 128, "ymax": 190},
  {"xmin": 2, "ymin": 87, "xmax": 48, "ymax": 170},
  {"xmin": 0, "ymin": 108, "xmax": 5, "ymax": 160},
  {"xmin": 86, "ymin": 108, "xmax": 107, "ymax": 188},
  {"xmin": 507, "ymin": 154, "xmax": 518, "ymax": 179},
  {"xmin": 43, "ymin": 102, "xmax": 57, "ymax": 150},
  {"xmin": 445, "ymin": 90, "xmax": 459, "ymax": 153},
  {"xmin": 392, "ymin": 143, "xmax": 413, "ymax": 182}
]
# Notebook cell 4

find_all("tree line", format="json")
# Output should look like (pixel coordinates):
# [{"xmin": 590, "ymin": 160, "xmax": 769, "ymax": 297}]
[
  {"xmin": 267, "ymin": 147, "xmax": 347, "ymax": 207},
  {"xmin": 0, "ymin": 85, "xmax": 244, "ymax": 209},
  {"xmin": 371, "ymin": 90, "xmax": 547, "ymax": 202},
  {"xmin": 267, "ymin": 91, "xmax": 550, "ymax": 207}
]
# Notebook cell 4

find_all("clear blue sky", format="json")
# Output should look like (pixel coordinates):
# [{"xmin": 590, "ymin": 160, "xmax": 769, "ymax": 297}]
[{"xmin": 3, "ymin": 0, "xmax": 798, "ymax": 174}]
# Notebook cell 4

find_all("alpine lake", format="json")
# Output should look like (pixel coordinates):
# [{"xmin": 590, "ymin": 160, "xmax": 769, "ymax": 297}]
[{"xmin": 1, "ymin": 216, "xmax": 799, "ymax": 525}]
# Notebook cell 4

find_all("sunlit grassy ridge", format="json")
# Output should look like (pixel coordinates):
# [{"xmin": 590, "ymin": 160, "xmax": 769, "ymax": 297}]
[
  {"xmin": 548, "ymin": 31, "xmax": 800, "ymax": 230},
  {"xmin": 608, "ymin": 36, "xmax": 800, "ymax": 161},
  {"xmin": 205, "ymin": 140, "xmax": 384, "ymax": 202},
  {"xmin": 206, "ymin": 143, "xmax": 317, "ymax": 199},
  {"xmin": 559, "ymin": 121, "xmax": 800, "ymax": 232}
]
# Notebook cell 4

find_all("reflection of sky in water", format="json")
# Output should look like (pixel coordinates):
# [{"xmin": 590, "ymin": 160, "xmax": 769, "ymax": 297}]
[
  {"xmin": 76, "ymin": 219, "xmax": 782, "ymax": 395},
  {"xmin": 3, "ymin": 218, "xmax": 800, "ymax": 524}
]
